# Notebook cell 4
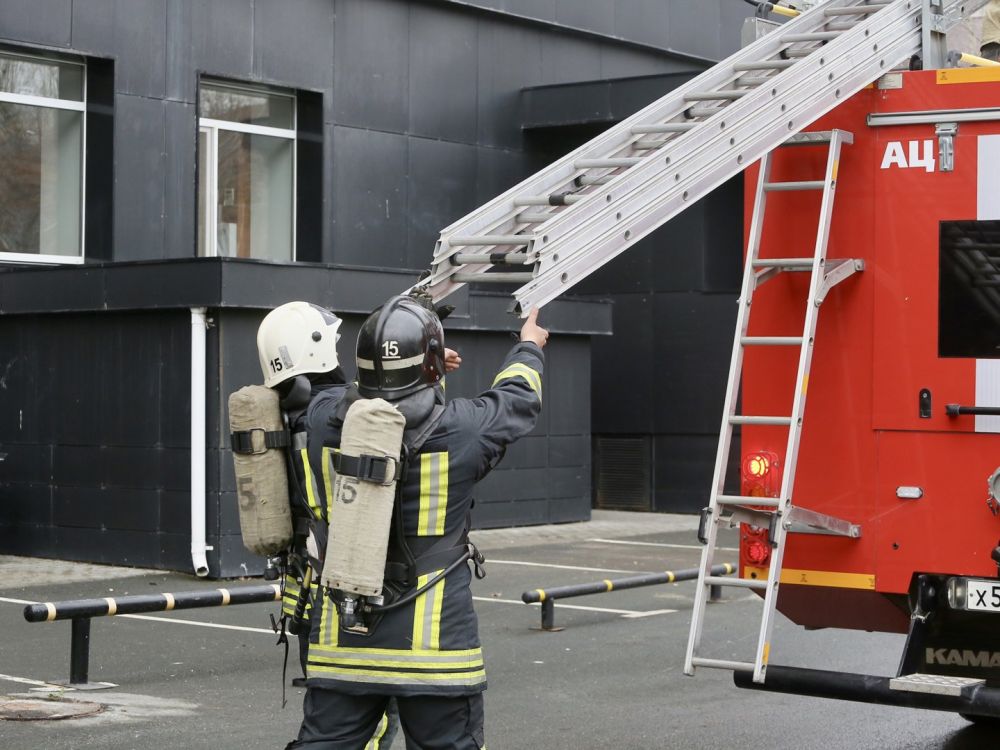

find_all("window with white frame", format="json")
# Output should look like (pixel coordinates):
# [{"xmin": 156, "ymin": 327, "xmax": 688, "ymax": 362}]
[
  {"xmin": 198, "ymin": 81, "xmax": 295, "ymax": 261},
  {"xmin": 0, "ymin": 51, "xmax": 85, "ymax": 262}
]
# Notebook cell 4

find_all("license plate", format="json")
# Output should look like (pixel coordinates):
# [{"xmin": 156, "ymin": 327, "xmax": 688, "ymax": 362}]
[{"xmin": 964, "ymin": 578, "xmax": 1000, "ymax": 613}]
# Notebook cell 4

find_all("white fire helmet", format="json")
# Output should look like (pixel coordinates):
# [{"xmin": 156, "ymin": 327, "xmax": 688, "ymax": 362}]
[{"xmin": 257, "ymin": 301, "xmax": 342, "ymax": 388}]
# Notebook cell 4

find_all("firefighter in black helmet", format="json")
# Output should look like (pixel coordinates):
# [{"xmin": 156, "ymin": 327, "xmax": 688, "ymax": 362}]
[{"xmin": 287, "ymin": 294, "xmax": 548, "ymax": 750}]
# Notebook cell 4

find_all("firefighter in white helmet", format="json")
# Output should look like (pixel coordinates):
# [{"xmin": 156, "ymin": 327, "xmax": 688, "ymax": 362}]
[
  {"xmin": 286, "ymin": 294, "xmax": 548, "ymax": 750},
  {"xmin": 255, "ymin": 301, "xmax": 349, "ymax": 686}
]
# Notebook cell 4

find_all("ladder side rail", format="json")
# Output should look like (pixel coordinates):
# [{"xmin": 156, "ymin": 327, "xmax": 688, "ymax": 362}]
[
  {"xmin": 510, "ymin": 2, "xmax": 921, "ymax": 313},
  {"xmin": 683, "ymin": 152, "xmax": 775, "ymax": 677},
  {"xmin": 429, "ymin": 0, "xmax": 863, "ymax": 241},
  {"xmin": 415, "ymin": 0, "xmax": 892, "ymax": 293},
  {"xmin": 752, "ymin": 131, "xmax": 849, "ymax": 684}
]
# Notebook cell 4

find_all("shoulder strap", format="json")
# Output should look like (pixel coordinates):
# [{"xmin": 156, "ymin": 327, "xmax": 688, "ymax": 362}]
[{"xmin": 403, "ymin": 403, "xmax": 446, "ymax": 458}]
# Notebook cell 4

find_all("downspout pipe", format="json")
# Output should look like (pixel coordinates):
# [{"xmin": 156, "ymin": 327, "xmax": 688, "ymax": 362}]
[{"xmin": 190, "ymin": 307, "xmax": 211, "ymax": 577}]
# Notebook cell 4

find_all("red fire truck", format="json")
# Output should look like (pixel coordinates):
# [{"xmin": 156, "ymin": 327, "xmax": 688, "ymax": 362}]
[{"xmin": 730, "ymin": 65, "xmax": 1000, "ymax": 720}]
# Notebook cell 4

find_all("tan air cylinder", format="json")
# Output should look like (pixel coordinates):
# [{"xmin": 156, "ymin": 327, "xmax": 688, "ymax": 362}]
[
  {"xmin": 228, "ymin": 385, "xmax": 293, "ymax": 556},
  {"xmin": 322, "ymin": 398, "xmax": 405, "ymax": 597}
]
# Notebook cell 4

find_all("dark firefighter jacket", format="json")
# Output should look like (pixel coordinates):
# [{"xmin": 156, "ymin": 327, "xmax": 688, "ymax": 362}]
[
  {"xmin": 303, "ymin": 341, "xmax": 544, "ymax": 696},
  {"xmin": 281, "ymin": 378, "xmax": 348, "ymax": 620}
]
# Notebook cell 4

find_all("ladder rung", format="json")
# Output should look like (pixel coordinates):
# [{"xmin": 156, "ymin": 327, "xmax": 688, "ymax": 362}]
[
  {"xmin": 634, "ymin": 138, "xmax": 671, "ymax": 150},
  {"xmin": 752, "ymin": 258, "xmax": 814, "ymax": 269},
  {"xmin": 631, "ymin": 123, "xmax": 696, "ymax": 135},
  {"xmin": 825, "ymin": 5, "xmax": 883, "ymax": 15},
  {"xmin": 512, "ymin": 194, "xmax": 584, "ymax": 207},
  {"xmin": 782, "ymin": 48, "xmax": 815, "ymax": 58},
  {"xmin": 575, "ymin": 158, "xmax": 641, "ymax": 169},
  {"xmin": 729, "ymin": 416, "xmax": 792, "ymax": 425},
  {"xmin": 687, "ymin": 106, "xmax": 726, "ymax": 118},
  {"xmin": 782, "ymin": 32, "xmax": 840, "ymax": 43},
  {"xmin": 574, "ymin": 174, "xmax": 613, "ymax": 186},
  {"xmin": 704, "ymin": 575, "xmax": 767, "ymax": 590},
  {"xmin": 683, "ymin": 89, "xmax": 749, "ymax": 102},
  {"xmin": 716, "ymin": 495, "xmax": 781, "ymax": 508},
  {"xmin": 732, "ymin": 59, "xmax": 796, "ymax": 71},
  {"xmin": 452, "ymin": 252, "xmax": 531, "ymax": 265},
  {"xmin": 449, "ymin": 235, "xmax": 530, "ymax": 246},
  {"xmin": 763, "ymin": 180, "xmax": 826, "ymax": 192},
  {"xmin": 784, "ymin": 131, "xmax": 837, "ymax": 145},
  {"xmin": 452, "ymin": 272, "xmax": 534, "ymax": 284},
  {"xmin": 690, "ymin": 657, "xmax": 756, "ymax": 672},
  {"xmin": 741, "ymin": 336, "xmax": 804, "ymax": 346}
]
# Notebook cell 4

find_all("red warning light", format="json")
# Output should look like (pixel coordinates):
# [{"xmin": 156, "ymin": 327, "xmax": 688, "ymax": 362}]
[{"xmin": 741, "ymin": 450, "xmax": 780, "ymax": 499}]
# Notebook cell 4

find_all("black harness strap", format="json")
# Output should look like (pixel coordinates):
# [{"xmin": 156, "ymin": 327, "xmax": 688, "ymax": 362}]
[{"xmin": 230, "ymin": 428, "xmax": 290, "ymax": 454}]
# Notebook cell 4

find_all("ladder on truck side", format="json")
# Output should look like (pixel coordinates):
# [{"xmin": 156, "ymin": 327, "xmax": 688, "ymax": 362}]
[
  {"xmin": 682, "ymin": 129, "xmax": 863, "ymax": 685},
  {"xmin": 409, "ymin": 0, "xmax": 975, "ymax": 314}
]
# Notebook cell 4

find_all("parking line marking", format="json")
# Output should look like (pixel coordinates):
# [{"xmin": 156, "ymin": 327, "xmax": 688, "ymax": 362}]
[
  {"xmin": 621, "ymin": 609, "xmax": 679, "ymax": 618},
  {"xmin": 588, "ymin": 538, "xmax": 739, "ymax": 553},
  {"xmin": 486, "ymin": 559, "xmax": 649, "ymax": 574},
  {"xmin": 0, "ymin": 672, "xmax": 63, "ymax": 688},
  {"xmin": 473, "ymin": 596, "xmax": 676, "ymax": 618}
]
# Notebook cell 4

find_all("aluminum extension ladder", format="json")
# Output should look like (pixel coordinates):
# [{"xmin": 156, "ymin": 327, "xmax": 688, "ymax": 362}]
[
  {"xmin": 682, "ymin": 128, "xmax": 863, "ymax": 685},
  {"xmin": 409, "ymin": 0, "xmax": 987, "ymax": 315}
]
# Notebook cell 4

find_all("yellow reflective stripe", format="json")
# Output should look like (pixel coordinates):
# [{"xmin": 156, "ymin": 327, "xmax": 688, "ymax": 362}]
[
  {"xmin": 743, "ymin": 565, "xmax": 875, "ymax": 590},
  {"xmin": 417, "ymin": 452, "xmax": 449, "ymax": 536},
  {"xmin": 365, "ymin": 714, "xmax": 389, "ymax": 750},
  {"xmin": 411, "ymin": 572, "xmax": 445, "ymax": 651},
  {"xmin": 491, "ymin": 362, "xmax": 542, "ymax": 397},
  {"xmin": 321, "ymin": 447, "xmax": 335, "ymax": 519},
  {"xmin": 308, "ymin": 665, "xmax": 487, "ymax": 685},
  {"xmin": 310, "ymin": 645, "xmax": 482, "ymax": 659},
  {"xmin": 413, "ymin": 573, "xmax": 428, "ymax": 649},
  {"xmin": 317, "ymin": 589, "xmax": 338, "ymax": 650},
  {"xmin": 300, "ymin": 448, "xmax": 322, "ymax": 519}
]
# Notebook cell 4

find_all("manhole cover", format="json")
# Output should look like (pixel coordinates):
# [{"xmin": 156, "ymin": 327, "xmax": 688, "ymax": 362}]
[{"xmin": 0, "ymin": 696, "xmax": 104, "ymax": 721}]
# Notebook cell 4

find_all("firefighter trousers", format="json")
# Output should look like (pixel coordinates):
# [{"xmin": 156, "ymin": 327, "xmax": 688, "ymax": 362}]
[{"xmin": 286, "ymin": 688, "xmax": 484, "ymax": 750}]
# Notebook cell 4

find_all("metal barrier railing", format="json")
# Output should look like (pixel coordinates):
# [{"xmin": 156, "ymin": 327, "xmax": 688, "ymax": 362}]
[
  {"xmin": 23, "ymin": 584, "xmax": 281, "ymax": 688},
  {"xmin": 521, "ymin": 563, "xmax": 735, "ymax": 630}
]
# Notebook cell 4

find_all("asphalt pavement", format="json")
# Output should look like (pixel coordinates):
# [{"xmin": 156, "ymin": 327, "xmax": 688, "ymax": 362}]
[{"xmin": 1, "ymin": 510, "xmax": 997, "ymax": 749}]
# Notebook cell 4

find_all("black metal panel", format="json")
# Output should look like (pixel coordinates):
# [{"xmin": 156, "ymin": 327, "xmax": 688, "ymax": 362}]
[
  {"xmin": 651, "ymin": 291, "xmax": 736, "ymax": 435},
  {"xmin": 166, "ymin": 0, "xmax": 254, "ymax": 102},
  {"xmin": 252, "ymin": 0, "xmax": 334, "ymax": 91},
  {"xmin": 407, "ymin": 5, "xmax": 478, "ymax": 143},
  {"xmin": 703, "ymin": 175, "xmax": 744, "ymax": 292},
  {"xmin": 475, "ymin": 145, "xmax": 533, "ymax": 206},
  {"xmin": 114, "ymin": 94, "xmax": 166, "ymax": 261},
  {"xmin": 72, "ymin": 0, "xmax": 167, "ymax": 99},
  {"xmin": 539, "ymin": 34, "xmax": 603, "ymax": 86},
  {"xmin": 407, "ymin": 137, "xmax": 478, "ymax": 270},
  {"xmin": 84, "ymin": 58, "xmax": 115, "ymax": 262},
  {"xmin": 1, "ymin": 484, "xmax": 52, "ymax": 526},
  {"xmin": 521, "ymin": 72, "xmax": 701, "ymax": 130},
  {"xmin": 0, "ymin": 0, "xmax": 72, "ymax": 47},
  {"xmin": 104, "ymin": 261, "xmax": 221, "ymax": 308},
  {"xmin": 296, "ymin": 92, "xmax": 324, "ymax": 264},
  {"xmin": 163, "ymin": 100, "xmax": 198, "ymax": 259},
  {"xmin": 332, "ymin": 0, "xmax": 410, "ymax": 133},
  {"xmin": 475, "ymin": 23, "xmax": 542, "ymax": 150},
  {"xmin": 590, "ymin": 295, "xmax": 652, "ymax": 434},
  {"xmin": 555, "ymin": 0, "xmax": 614, "ymax": 35},
  {"xmin": 53, "ymin": 487, "xmax": 160, "ymax": 532},
  {"xmin": 331, "ymin": 126, "xmax": 409, "ymax": 267},
  {"xmin": 611, "ymin": 0, "xmax": 672, "ymax": 50},
  {"xmin": 651, "ymin": 433, "xmax": 721, "ymax": 513},
  {"xmin": 668, "ymin": 1, "xmax": 721, "ymax": 60}
]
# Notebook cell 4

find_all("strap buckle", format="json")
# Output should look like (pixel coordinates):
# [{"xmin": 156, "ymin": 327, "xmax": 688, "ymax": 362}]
[
  {"xmin": 231, "ymin": 428, "xmax": 267, "ymax": 455},
  {"xmin": 230, "ymin": 428, "xmax": 290, "ymax": 455},
  {"xmin": 332, "ymin": 452, "xmax": 401, "ymax": 485}
]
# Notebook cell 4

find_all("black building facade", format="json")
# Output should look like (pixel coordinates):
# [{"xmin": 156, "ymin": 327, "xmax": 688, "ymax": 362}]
[{"xmin": 0, "ymin": 1, "xmax": 752, "ymax": 577}]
